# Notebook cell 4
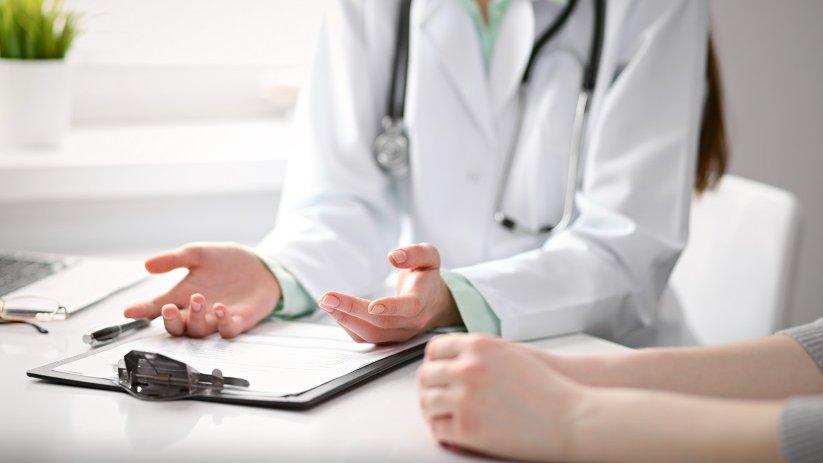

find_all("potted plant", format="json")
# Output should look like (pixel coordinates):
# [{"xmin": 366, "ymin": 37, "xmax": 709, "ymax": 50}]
[{"xmin": 0, "ymin": 0, "xmax": 78, "ymax": 148}]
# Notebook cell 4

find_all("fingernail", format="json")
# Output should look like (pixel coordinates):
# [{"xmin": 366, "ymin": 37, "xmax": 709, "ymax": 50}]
[
  {"xmin": 162, "ymin": 308, "xmax": 174, "ymax": 319},
  {"xmin": 215, "ymin": 308, "xmax": 225, "ymax": 319},
  {"xmin": 370, "ymin": 304, "xmax": 386, "ymax": 315},
  {"xmin": 390, "ymin": 249, "xmax": 407, "ymax": 264},
  {"xmin": 321, "ymin": 294, "xmax": 339, "ymax": 308},
  {"xmin": 191, "ymin": 301, "xmax": 202, "ymax": 312}
]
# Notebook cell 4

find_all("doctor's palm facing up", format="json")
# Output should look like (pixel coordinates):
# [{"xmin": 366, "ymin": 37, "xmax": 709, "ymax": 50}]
[
  {"xmin": 124, "ymin": 242, "xmax": 461, "ymax": 341},
  {"xmin": 317, "ymin": 243, "xmax": 461, "ymax": 343}
]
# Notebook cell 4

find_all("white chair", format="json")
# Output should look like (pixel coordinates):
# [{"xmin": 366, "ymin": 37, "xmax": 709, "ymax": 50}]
[{"xmin": 666, "ymin": 175, "xmax": 801, "ymax": 345}]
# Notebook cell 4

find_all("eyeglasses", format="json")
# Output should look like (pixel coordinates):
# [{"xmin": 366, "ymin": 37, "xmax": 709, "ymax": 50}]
[{"xmin": 0, "ymin": 295, "xmax": 68, "ymax": 334}]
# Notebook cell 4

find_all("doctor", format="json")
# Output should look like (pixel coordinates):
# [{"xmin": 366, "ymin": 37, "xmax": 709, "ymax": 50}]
[{"xmin": 125, "ymin": 0, "xmax": 726, "ymax": 344}]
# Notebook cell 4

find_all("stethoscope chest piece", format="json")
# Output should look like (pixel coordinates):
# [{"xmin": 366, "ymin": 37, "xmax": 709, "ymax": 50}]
[{"xmin": 374, "ymin": 116, "xmax": 410, "ymax": 177}]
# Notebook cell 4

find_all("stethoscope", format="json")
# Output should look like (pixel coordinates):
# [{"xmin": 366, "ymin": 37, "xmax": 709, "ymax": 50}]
[{"xmin": 373, "ymin": 0, "xmax": 605, "ymax": 235}]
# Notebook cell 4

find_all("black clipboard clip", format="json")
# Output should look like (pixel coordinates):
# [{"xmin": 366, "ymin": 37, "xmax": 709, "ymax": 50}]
[{"xmin": 116, "ymin": 350, "xmax": 250, "ymax": 401}]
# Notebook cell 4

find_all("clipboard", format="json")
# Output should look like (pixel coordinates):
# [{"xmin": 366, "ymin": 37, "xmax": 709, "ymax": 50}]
[{"xmin": 26, "ymin": 330, "xmax": 429, "ymax": 410}]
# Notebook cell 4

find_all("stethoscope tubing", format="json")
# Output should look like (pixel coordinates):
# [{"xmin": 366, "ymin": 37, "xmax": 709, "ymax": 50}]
[{"xmin": 375, "ymin": 0, "xmax": 605, "ymax": 236}]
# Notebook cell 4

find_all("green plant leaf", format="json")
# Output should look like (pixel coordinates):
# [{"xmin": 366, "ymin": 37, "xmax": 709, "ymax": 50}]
[{"xmin": 0, "ymin": 0, "xmax": 79, "ymax": 59}]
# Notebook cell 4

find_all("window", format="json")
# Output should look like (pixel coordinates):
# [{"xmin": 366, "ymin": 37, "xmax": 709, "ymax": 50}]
[
  {"xmin": 65, "ymin": 0, "xmax": 330, "ymax": 123},
  {"xmin": 0, "ymin": 1, "xmax": 331, "ymax": 204}
]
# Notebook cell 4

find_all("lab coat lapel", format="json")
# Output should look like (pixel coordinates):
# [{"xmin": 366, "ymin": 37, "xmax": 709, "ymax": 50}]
[
  {"xmin": 489, "ymin": 0, "xmax": 534, "ymax": 116},
  {"xmin": 418, "ymin": 0, "xmax": 495, "ymax": 144}
]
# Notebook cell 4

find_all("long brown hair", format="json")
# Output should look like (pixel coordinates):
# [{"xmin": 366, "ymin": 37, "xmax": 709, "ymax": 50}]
[{"xmin": 695, "ymin": 38, "xmax": 728, "ymax": 193}]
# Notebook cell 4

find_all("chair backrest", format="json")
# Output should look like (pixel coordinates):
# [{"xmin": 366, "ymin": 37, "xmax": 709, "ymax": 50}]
[{"xmin": 669, "ymin": 175, "xmax": 801, "ymax": 345}]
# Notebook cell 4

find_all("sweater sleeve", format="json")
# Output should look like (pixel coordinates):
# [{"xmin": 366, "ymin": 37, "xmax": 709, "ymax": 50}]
[
  {"xmin": 780, "ymin": 396, "xmax": 823, "ymax": 463},
  {"xmin": 780, "ymin": 318, "xmax": 823, "ymax": 372},
  {"xmin": 777, "ymin": 318, "xmax": 823, "ymax": 463}
]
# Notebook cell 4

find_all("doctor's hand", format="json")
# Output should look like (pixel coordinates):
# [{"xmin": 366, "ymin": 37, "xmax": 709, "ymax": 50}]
[
  {"xmin": 123, "ymin": 242, "xmax": 281, "ymax": 338},
  {"xmin": 318, "ymin": 243, "xmax": 462, "ymax": 344},
  {"xmin": 417, "ymin": 334, "xmax": 593, "ymax": 462}
]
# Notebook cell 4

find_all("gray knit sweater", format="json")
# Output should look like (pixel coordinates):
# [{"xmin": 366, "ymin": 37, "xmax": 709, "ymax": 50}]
[{"xmin": 779, "ymin": 318, "xmax": 823, "ymax": 463}]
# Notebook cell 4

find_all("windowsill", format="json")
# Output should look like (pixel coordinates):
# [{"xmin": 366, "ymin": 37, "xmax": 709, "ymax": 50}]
[{"xmin": 0, "ymin": 118, "xmax": 293, "ymax": 203}]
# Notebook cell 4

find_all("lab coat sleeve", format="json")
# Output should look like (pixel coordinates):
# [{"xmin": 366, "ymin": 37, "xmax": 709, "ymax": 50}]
[
  {"xmin": 441, "ymin": 270, "xmax": 501, "ymax": 335},
  {"xmin": 455, "ymin": 0, "xmax": 708, "ymax": 341},
  {"xmin": 256, "ymin": 253, "xmax": 318, "ymax": 319},
  {"xmin": 258, "ymin": 0, "xmax": 401, "ymax": 301}
]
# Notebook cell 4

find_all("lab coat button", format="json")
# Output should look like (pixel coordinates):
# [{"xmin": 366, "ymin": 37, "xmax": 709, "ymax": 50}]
[{"xmin": 466, "ymin": 171, "xmax": 481, "ymax": 182}]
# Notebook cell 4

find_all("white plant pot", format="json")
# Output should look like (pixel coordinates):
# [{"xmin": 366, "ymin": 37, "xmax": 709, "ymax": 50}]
[{"xmin": 0, "ymin": 59, "xmax": 71, "ymax": 148}]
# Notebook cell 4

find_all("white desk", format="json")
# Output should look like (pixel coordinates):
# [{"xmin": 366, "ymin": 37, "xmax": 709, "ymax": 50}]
[{"xmin": 0, "ymin": 275, "xmax": 628, "ymax": 462}]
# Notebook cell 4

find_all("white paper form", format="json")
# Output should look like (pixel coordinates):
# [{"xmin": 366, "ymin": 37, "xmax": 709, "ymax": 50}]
[{"xmin": 54, "ymin": 320, "xmax": 431, "ymax": 396}]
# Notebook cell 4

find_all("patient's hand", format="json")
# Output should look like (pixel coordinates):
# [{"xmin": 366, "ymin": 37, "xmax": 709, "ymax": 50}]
[
  {"xmin": 123, "ymin": 242, "xmax": 281, "ymax": 338},
  {"xmin": 318, "ymin": 243, "xmax": 461, "ymax": 344},
  {"xmin": 417, "ymin": 334, "xmax": 592, "ymax": 462}
]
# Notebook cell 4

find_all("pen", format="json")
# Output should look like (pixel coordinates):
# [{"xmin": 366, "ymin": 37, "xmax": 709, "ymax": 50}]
[{"xmin": 83, "ymin": 319, "xmax": 150, "ymax": 347}]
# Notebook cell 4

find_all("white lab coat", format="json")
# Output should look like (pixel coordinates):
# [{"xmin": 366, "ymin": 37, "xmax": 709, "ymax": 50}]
[{"xmin": 261, "ymin": 0, "xmax": 708, "ymax": 342}]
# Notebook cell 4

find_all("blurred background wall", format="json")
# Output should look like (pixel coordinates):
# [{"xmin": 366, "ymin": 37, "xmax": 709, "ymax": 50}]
[{"xmin": 711, "ymin": 0, "xmax": 823, "ymax": 326}]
